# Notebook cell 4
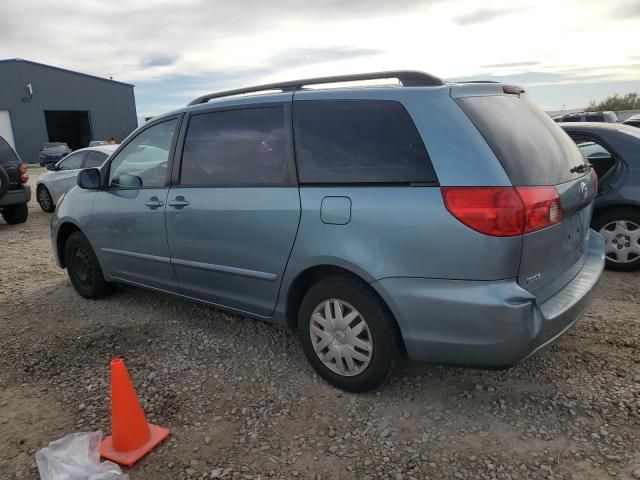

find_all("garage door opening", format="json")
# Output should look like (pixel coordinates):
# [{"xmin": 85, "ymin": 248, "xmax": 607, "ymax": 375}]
[{"xmin": 44, "ymin": 110, "xmax": 92, "ymax": 151}]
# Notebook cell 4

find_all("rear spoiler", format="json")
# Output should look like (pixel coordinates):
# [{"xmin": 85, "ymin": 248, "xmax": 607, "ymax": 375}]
[{"xmin": 450, "ymin": 82, "xmax": 526, "ymax": 99}]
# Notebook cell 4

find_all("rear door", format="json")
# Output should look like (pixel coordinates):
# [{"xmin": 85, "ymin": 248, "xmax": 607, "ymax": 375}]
[
  {"xmin": 456, "ymin": 93, "xmax": 597, "ymax": 301},
  {"xmin": 165, "ymin": 100, "xmax": 300, "ymax": 316},
  {"xmin": 0, "ymin": 135, "xmax": 20, "ymax": 189}
]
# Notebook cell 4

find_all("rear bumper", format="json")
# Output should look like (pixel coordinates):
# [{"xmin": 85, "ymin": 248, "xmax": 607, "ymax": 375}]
[
  {"xmin": 0, "ymin": 186, "xmax": 31, "ymax": 207},
  {"xmin": 371, "ymin": 230, "xmax": 605, "ymax": 367}
]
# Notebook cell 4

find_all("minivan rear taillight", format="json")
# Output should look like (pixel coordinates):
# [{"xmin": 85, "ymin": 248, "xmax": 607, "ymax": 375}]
[
  {"xmin": 441, "ymin": 186, "xmax": 562, "ymax": 237},
  {"xmin": 18, "ymin": 164, "xmax": 29, "ymax": 184}
]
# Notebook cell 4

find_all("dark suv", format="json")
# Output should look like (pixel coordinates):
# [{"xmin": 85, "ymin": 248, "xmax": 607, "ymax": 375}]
[{"xmin": 0, "ymin": 135, "xmax": 30, "ymax": 224}]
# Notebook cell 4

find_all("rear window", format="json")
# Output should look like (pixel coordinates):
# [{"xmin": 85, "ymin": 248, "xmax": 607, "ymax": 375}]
[
  {"xmin": 456, "ymin": 95, "xmax": 585, "ymax": 186},
  {"xmin": 84, "ymin": 150, "xmax": 108, "ymax": 168},
  {"xmin": 293, "ymin": 100, "xmax": 437, "ymax": 184},
  {"xmin": 0, "ymin": 136, "xmax": 19, "ymax": 165},
  {"xmin": 586, "ymin": 114, "xmax": 605, "ymax": 122}
]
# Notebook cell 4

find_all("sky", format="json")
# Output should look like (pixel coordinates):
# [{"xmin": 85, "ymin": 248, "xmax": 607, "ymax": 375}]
[{"xmin": 1, "ymin": 0, "xmax": 638, "ymax": 117}]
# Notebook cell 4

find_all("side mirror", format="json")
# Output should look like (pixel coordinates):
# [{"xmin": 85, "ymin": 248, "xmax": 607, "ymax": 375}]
[
  {"xmin": 46, "ymin": 163, "xmax": 57, "ymax": 171},
  {"xmin": 77, "ymin": 168, "xmax": 101, "ymax": 189},
  {"xmin": 113, "ymin": 173, "xmax": 142, "ymax": 188}
]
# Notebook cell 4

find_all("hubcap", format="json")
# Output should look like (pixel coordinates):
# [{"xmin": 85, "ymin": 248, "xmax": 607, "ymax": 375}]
[
  {"xmin": 38, "ymin": 188, "xmax": 51, "ymax": 208},
  {"xmin": 309, "ymin": 299, "xmax": 373, "ymax": 377},
  {"xmin": 72, "ymin": 247, "xmax": 92, "ymax": 284},
  {"xmin": 599, "ymin": 220, "xmax": 640, "ymax": 264}
]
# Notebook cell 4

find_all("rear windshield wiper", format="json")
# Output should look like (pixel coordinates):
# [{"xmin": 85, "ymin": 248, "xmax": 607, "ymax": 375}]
[{"xmin": 570, "ymin": 163, "xmax": 593, "ymax": 174}]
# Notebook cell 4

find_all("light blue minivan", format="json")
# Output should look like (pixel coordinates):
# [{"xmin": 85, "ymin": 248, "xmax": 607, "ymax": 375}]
[{"xmin": 51, "ymin": 71, "xmax": 604, "ymax": 391}]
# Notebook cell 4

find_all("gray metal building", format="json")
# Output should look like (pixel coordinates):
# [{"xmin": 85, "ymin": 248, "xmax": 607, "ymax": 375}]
[{"xmin": 0, "ymin": 58, "xmax": 137, "ymax": 163}]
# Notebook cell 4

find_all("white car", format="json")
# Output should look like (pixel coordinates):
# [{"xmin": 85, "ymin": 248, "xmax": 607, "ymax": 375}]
[{"xmin": 36, "ymin": 145, "xmax": 117, "ymax": 212}]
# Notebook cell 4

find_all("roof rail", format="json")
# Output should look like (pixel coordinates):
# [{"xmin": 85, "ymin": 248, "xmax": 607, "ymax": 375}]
[{"xmin": 187, "ymin": 70, "xmax": 444, "ymax": 106}]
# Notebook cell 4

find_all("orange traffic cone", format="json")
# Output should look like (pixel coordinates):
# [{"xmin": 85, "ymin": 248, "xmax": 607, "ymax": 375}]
[{"xmin": 100, "ymin": 358, "xmax": 170, "ymax": 466}]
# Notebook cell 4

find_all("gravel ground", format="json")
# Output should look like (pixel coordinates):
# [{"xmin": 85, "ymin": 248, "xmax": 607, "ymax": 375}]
[{"xmin": 1, "ymin": 168, "xmax": 639, "ymax": 480}]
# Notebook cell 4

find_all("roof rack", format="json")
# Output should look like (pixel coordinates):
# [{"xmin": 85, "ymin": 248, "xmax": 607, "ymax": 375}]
[{"xmin": 187, "ymin": 70, "xmax": 444, "ymax": 106}]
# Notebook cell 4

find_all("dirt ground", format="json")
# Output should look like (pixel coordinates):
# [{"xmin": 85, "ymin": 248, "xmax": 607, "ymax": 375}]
[{"xmin": 1, "ymin": 168, "xmax": 639, "ymax": 480}]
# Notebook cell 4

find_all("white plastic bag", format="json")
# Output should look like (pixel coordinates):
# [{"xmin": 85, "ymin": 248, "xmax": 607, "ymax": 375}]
[{"xmin": 36, "ymin": 431, "xmax": 129, "ymax": 480}]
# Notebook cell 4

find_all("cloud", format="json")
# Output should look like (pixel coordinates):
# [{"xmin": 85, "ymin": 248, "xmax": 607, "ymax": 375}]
[
  {"xmin": 0, "ymin": 0, "xmax": 434, "ymax": 84},
  {"xmin": 1, "ymin": 0, "xmax": 638, "ymax": 116},
  {"xmin": 141, "ymin": 56, "xmax": 177, "ymax": 68},
  {"xmin": 269, "ymin": 47, "xmax": 384, "ymax": 68},
  {"xmin": 612, "ymin": 0, "xmax": 640, "ymax": 18},
  {"xmin": 481, "ymin": 61, "xmax": 541, "ymax": 68},
  {"xmin": 453, "ymin": 7, "xmax": 530, "ymax": 26},
  {"xmin": 450, "ymin": 63, "xmax": 640, "ymax": 88}
]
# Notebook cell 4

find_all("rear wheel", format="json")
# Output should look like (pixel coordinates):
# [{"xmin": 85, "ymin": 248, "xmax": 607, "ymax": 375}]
[
  {"xmin": 298, "ymin": 276, "xmax": 398, "ymax": 392},
  {"xmin": 593, "ymin": 208, "xmax": 640, "ymax": 271},
  {"xmin": 0, "ymin": 167, "xmax": 9, "ymax": 200},
  {"xmin": 37, "ymin": 185, "xmax": 55, "ymax": 212},
  {"xmin": 1, "ymin": 203, "xmax": 28, "ymax": 224},
  {"xmin": 64, "ymin": 231, "xmax": 114, "ymax": 298}
]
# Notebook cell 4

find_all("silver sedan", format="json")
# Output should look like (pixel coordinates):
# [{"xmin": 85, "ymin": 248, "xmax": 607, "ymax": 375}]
[{"xmin": 36, "ymin": 145, "xmax": 117, "ymax": 212}]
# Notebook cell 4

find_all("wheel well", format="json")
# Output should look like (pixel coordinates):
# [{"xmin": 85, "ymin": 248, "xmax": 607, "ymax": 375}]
[
  {"xmin": 594, "ymin": 204, "xmax": 640, "ymax": 218},
  {"xmin": 56, "ymin": 223, "xmax": 80, "ymax": 268},
  {"xmin": 285, "ymin": 265, "xmax": 406, "ymax": 352},
  {"xmin": 593, "ymin": 204, "xmax": 640, "ymax": 227}
]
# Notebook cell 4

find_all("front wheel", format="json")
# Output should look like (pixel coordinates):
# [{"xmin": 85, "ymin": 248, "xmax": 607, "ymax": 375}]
[
  {"xmin": 37, "ymin": 185, "xmax": 55, "ymax": 212},
  {"xmin": 298, "ymin": 276, "xmax": 398, "ymax": 392},
  {"xmin": 1, "ymin": 203, "xmax": 28, "ymax": 224},
  {"xmin": 593, "ymin": 208, "xmax": 640, "ymax": 271},
  {"xmin": 64, "ymin": 231, "xmax": 115, "ymax": 299}
]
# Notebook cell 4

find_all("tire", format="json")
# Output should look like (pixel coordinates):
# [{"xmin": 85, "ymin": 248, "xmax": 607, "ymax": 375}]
[
  {"xmin": 37, "ymin": 185, "xmax": 55, "ymax": 212},
  {"xmin": 64, "ymin": 231, "xmax": 115, "ymax": 299},
  {"xmin": 592, "ymin": 207, "xmax": 640, "ymax": 271},
  {"xmin": 0, "ymin": 167, "xmax": 9, "ymax": 200},
  {"xmin": 1, "ymin": 203, "xmax": 28, "ymax": 224},
  {"xmin": 297, "ymin": 275, "xmax": 398, "ymax": 392}
]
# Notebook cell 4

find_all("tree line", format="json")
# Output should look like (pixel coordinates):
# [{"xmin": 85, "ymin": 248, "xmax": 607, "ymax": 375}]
[{"xmin": 587, "ymin": 93, "xmax": 640, "ymax": 111}]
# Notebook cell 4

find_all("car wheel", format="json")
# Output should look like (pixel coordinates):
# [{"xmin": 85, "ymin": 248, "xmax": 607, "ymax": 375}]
[
  {"xmin": 0, "ymin": 167, "xmax": 9, "ymax": 200},
  {"xmin": 593, "ymin": 208, "xmax": 640, "ymax": 271},
  {"xmin": 297, "ymin": 275, "xmax": 398, "ymax": 392},
  {"xmin": 1, "ymin": 203, "xmax": 28, "ymax": 224},
  {"xmin": 37, "ymin": 185, "xmax": 55, "ymax": 212},
  {"xmin": 64, "ymin": 231, "xmax": 115, "ymax": 299}
]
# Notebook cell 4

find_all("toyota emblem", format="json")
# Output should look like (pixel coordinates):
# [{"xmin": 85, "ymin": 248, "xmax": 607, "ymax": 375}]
[{"xmin": 580, "ymin": 182, "xmax": 588, "ymax": 201}]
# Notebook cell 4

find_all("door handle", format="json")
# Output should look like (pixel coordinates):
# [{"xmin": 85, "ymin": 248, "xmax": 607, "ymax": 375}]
[
  {"xmin": 144, "ymin": 197, "xmax": 164, "ymax": 209},
  {"xmin": 168, "ymin": 196, "xmax": 190, "ymax": 208}
]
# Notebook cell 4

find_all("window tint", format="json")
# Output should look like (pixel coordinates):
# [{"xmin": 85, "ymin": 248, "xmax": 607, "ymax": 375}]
[
  {"xmin": 294, "ymin": 100, "xmax": 435, "ymax": 184},
  {"xmin": 180, "ymin": 107, "xmax": 287, "ymax": 186},
  {"xmin": 0, "ymin": 136, "xmax": 19, "ymax": 165},
  {"xmin": 84, "ymin": 150, "xmax": 108, "ymax": 168},
  {"xmin": 58, "ymin": 152, "xmax": 85, "ymax": 170},
  {"xmin": 586, "ymin": 114, "xmax": 604, "ymax": 122},
  {"xmin": 456, "ymin": 95, "xmax": 585, "ymax": 186},
  {"xmin": 109, "ymin": 119, "xmax": 177, "ymax": 188}
]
